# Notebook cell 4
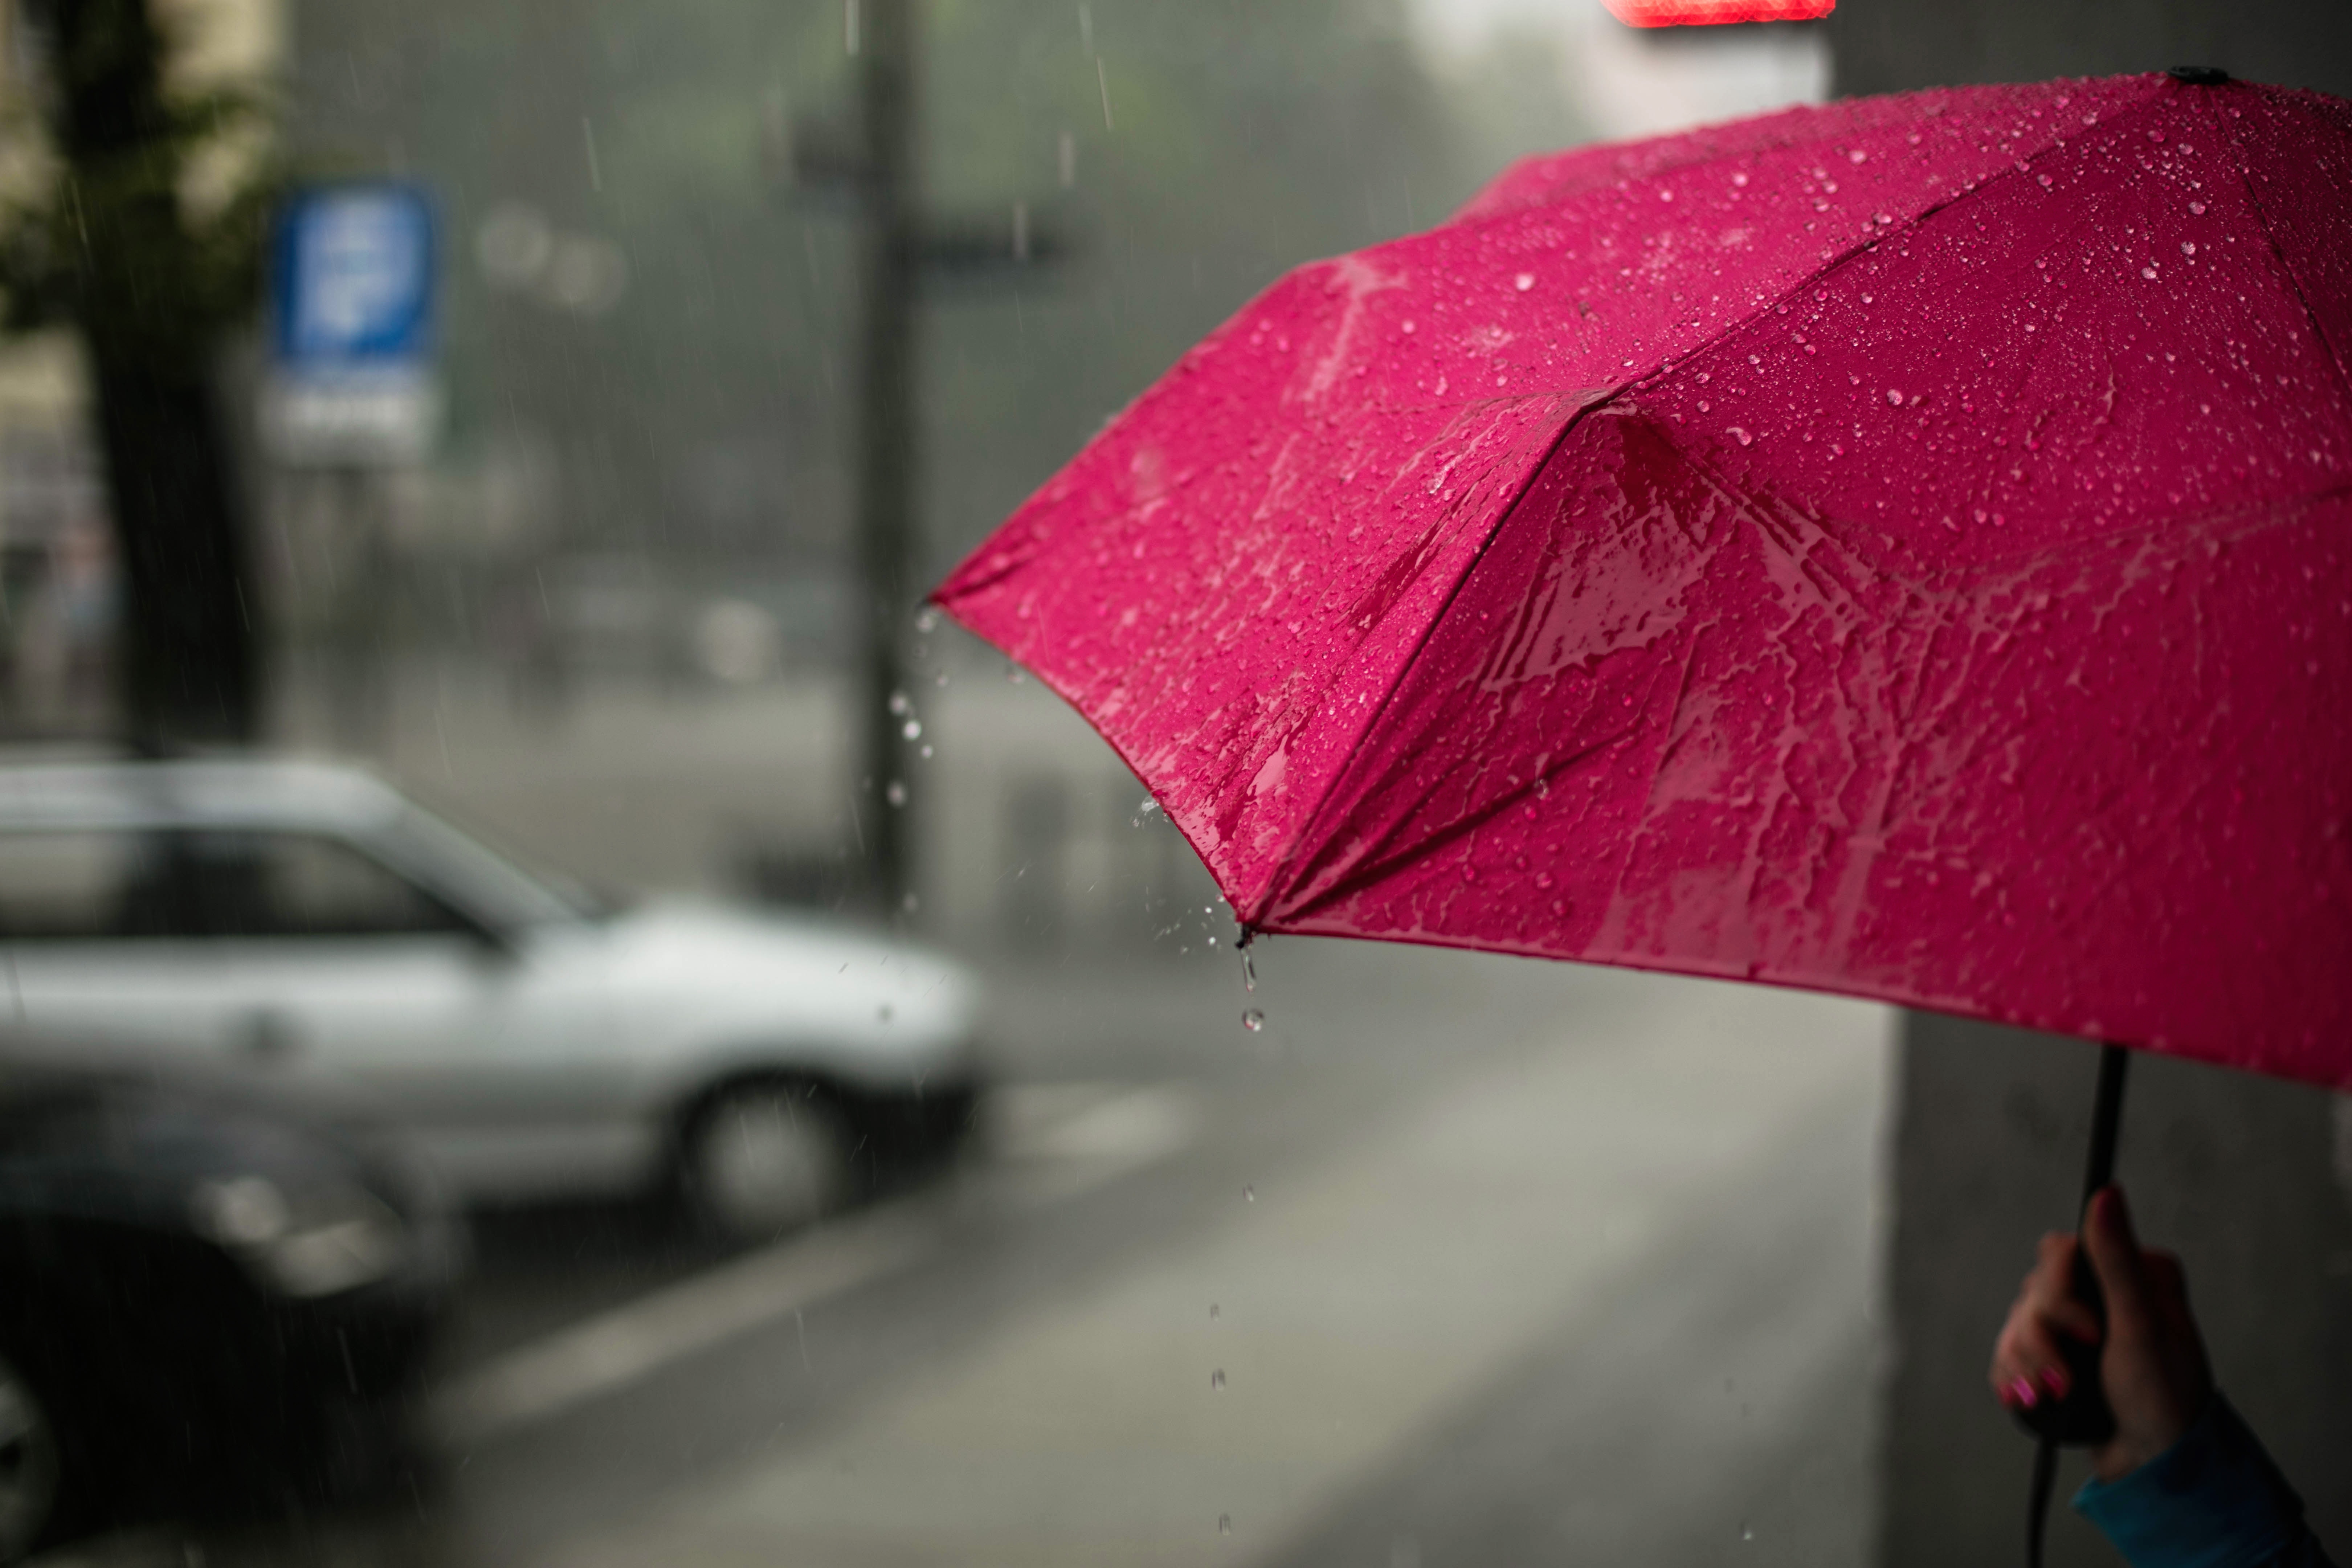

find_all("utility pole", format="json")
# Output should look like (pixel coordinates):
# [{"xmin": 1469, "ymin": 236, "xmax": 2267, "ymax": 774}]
[
  {"xmin": 852, "ymin": 0, "xmax": 919, "ymax": 915},
  {"xmin": 768, "ymin": 0, "xmax": 1074, "ymax": 916}
]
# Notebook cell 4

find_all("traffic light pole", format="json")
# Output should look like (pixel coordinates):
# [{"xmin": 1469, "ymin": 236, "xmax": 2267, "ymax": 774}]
[{"xmin": 853, "ymin": 0, "xmax": 918, "ymax": 915}]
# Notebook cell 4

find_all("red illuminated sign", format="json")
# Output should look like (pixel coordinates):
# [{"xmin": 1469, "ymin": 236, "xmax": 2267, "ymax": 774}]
[{"xmin": 1603, "ymin": 0, "xmax": 1834, "ymax": 24}]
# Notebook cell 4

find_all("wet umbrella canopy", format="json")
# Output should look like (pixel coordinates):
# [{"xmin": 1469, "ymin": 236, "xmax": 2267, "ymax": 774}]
[{"xmin": 936, "ymin": 71, "xmax": 2352, "ymax": 1093}]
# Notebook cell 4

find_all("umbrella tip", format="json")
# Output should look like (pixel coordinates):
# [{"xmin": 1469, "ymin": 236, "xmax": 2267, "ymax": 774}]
[{"xmin": 2166, "ymin": 65, "xmax": 2231, "ymax": 85}]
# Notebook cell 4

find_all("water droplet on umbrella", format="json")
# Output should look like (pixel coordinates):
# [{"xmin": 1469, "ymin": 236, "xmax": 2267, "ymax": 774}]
[
  {"xmin": 1513, "ymin": 272, "xmax": 1535, "ymax": 291},
  {"xmin": 1730, "ymin": 427, "xmax": 1752, "ymax": 446},
  {"xmin": 1242, "ymin": 1008, "xmax": 1265, "ymax": 1032},
  {"xmin": 1886, "ymin": 388, "xmax": 1903, "ymax": 405},
  {"xmin": 2181, "ymin": 241, "xmax": 2197, "ymax": 256},
  {"xmin": 2142, "ymin": 266, "xmax": 2159, "ymax": 279},
  {"xmin": 2189, "ymin": 200, "xmax": 2207, "ymax": 215},
  {"xmin": 886, "ymin": 780, "xmax": 907, "ymax": 807},
  {"xmin": 1210, "ymin": 1368, "xmax": 1225, "ymax": 1390}
]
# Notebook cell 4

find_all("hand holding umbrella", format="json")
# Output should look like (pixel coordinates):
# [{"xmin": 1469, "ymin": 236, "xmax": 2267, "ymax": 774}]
[
  {"xmin": 1992, "ymin": 1187, "xmax": 2211, "ymax": 1481},
  {"xmin": 1992, "ymin": 1187, "xmax": 2334, "ymax": 1566}
]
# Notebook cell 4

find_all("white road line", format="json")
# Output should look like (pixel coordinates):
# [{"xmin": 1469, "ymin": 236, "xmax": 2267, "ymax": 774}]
[{"xmin": 430, "ymin": 1083, "xmax": 1201, "ymax": 1447}]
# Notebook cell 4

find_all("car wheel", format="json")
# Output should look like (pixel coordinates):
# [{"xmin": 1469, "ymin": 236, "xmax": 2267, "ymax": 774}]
[
  {"xmin": 0, "ymin": 1352, "xmax": 62, "ymax": 1563},
  {"xmin": 682, "ymin": 1084, "xmax": 851, "ymax": 1244}
]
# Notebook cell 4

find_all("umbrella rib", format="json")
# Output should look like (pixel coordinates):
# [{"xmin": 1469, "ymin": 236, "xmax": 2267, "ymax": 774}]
[
  {"xmin": 2207, "ymin": 91, "xmax": 2352, "ymax": 417},
  {"xmin": 1249, "ymin": 399, "xmax": 1602, "ymax": 925}
]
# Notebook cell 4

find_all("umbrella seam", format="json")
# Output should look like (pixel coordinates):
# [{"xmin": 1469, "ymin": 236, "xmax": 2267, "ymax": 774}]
[{"xmin": 2208, "ymin": 88, "xmax": 2352, "ymax": 418}]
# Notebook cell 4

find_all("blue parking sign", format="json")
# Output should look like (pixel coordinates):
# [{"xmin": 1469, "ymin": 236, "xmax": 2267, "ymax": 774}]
[
  {"xmin": 265, "ymin": 184, "xmax": 440, "ymax": 464},
  {"xmin": 274, "ymin": 184, "xmax": 435, "ymax": 366}
]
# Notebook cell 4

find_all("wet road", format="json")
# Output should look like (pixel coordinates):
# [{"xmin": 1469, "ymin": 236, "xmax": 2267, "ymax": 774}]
[{"xmin": 45, "ymin": 939, "xmax": 1891, "ymax": 1568}]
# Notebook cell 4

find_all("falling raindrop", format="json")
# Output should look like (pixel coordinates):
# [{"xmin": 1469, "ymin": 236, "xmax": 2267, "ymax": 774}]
[
  {"xmin": 1243, "ymin": 1184, "xmax": 1256, "ymax": 1202},
  {"xmin": 889, "ymin": 690, "xmax": 911, "ymax": 716},
  {"xmin": 902, "ymin": 719, "xmax": 922, "ymax": 740},
  {"xmin": 1242, "ymin": 1008, "xmax": 1265, "ymax": 1032},
  {"xmin": 915, "ymin": 607, "xmax": 940, "ymax": 633},
  {"xmin": 1211, "ymin": 1368, "xmax": 1226, "ymax": 1390},
  {"xmin": 1741, "ymin": 1523, "xmax": 1755, "ymax": 1542},
  {"xmin": 886, "ymin": 780, "xmax": 907, "ymax": 807},
  {"xmin": 1210, "ymin": 1303, "xmax": 1221, "ymax": 1320},
  {"xmin": 1218, "ymin": 1515, "xmax": 1233, "ymax": 1536},
  {"xmin": 1241, "ymin": 947, "xmax": 1257, "ymax": 991},
  {"xmin": 920, "ymin": 744, "xmax": 934, "ymax": 759}
]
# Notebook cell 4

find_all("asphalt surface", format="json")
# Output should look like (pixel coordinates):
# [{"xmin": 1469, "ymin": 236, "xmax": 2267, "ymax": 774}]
[{"xmin": 40, "ymin": 935, "xmax": 1892, "ymax": 1568}]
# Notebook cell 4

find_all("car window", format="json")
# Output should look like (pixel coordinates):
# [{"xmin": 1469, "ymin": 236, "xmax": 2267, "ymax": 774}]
[
  {"xmin": 184, "ymin": 831, "xmax": 471, "ymax": 939},
  {"xmin": 0, "ymin": 830, "xmax": 198, "ymax": 939}
]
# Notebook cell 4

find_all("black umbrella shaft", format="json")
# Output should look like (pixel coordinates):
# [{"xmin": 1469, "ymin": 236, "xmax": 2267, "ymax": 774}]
[{"xmin": 2079, "ymin": 1043, "xmax": 2131, "ymax": 1210}]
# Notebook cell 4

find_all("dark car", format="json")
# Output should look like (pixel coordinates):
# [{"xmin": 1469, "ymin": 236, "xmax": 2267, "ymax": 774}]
[{"xmin": 0, "ymin": 1040, "xmax": 465, "ymax": 1559}]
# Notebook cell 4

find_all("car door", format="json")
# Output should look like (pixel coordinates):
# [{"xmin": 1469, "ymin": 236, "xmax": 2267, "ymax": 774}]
[
  {"xmin": 0, "ymin": 826, "xmax": 247, "ymax": 1060},
  {"xmin": 181, "ymin": 829, "xmax": 636, "ymax": 1200}
]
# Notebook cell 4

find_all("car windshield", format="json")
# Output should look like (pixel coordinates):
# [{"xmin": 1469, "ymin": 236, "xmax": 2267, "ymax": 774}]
[{"xmin": 380, "ymin": 804, "xmax": 600, "ymax": 928}]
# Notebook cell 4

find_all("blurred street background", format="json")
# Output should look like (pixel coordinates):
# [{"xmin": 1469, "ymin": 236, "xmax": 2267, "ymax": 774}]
[{"xmin": 1, "ymin": 0, "xmax": 2348, "ymax": 1563}]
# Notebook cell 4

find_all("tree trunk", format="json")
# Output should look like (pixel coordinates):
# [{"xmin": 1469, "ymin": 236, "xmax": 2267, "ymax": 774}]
[
  {"xmin": 84, "ymin": 351, "xmax": 258, "ymax": 749},
  {"xmin": 42, "ymin": 0, "xmax": 261, "ymax": 750}
]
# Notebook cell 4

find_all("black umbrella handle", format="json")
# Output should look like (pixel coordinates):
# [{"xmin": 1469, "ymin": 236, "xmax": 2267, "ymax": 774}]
[
  {"xmin": 2019, "ymin": 1042, "xmax": 2132, "ymax": 1568},
  {"xmin": 2017, "ymin": 1042, "xmax": 2131, "ymax": 1446}
]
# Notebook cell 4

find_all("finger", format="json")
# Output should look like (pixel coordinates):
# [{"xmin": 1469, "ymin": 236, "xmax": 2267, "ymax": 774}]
[
  {"xmin": 2081, "ymin": 1185, "xmax": 2154, "ymax": 1328},
  {"xmin": 2023, "ymin": 1233, "xmax": 2081, "ymax": 1311},
  {"xmin": 1992, "ymin": 1315, "xmax": 2076, "ymax": 1404},
  {"xmin": 2140, "ymin": 1248, "xmax": 2189, "ymax": 1309}
]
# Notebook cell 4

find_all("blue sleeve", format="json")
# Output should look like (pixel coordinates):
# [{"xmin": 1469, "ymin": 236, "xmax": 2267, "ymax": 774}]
[{"xmin": 2074, "ymin": 1394, "xmax": 2337, "ymax": 1568}]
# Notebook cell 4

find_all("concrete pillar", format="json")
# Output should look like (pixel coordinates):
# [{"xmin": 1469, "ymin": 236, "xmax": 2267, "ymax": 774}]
[{"xmin": 1881, "ymin": 1013, "xmax": 2352, "ymax": 1563}]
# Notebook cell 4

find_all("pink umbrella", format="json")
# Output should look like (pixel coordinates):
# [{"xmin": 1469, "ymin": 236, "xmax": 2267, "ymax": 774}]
[
  {"xmin": 936, "ymin": 69, "xmax": 2352, "ymax": 1094},
  {"xmin": 936, "ymin": 68, "xmax": 2352, "ymax": 1550}
]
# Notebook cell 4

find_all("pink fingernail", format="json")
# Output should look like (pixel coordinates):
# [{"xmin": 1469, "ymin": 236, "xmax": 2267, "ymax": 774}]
[
  {"xmin": 2012, "ymin": 1377, "xmax": 2039, "ymax": 1409},
  {"xmin": 2039, "ymin": 1366, "xmax": 2070, "ymax": 1399}
]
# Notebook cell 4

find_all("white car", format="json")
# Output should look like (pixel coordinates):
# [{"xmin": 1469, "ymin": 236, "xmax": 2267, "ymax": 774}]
[{"xmin": 0, "ymin": 758, "xmax": 982, "ymax": 1240}]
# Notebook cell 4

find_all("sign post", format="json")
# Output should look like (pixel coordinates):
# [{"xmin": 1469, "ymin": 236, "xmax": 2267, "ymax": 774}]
[{"xmin": 261, "ymin": 184, "xmax": 439, "ymax": 751}]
